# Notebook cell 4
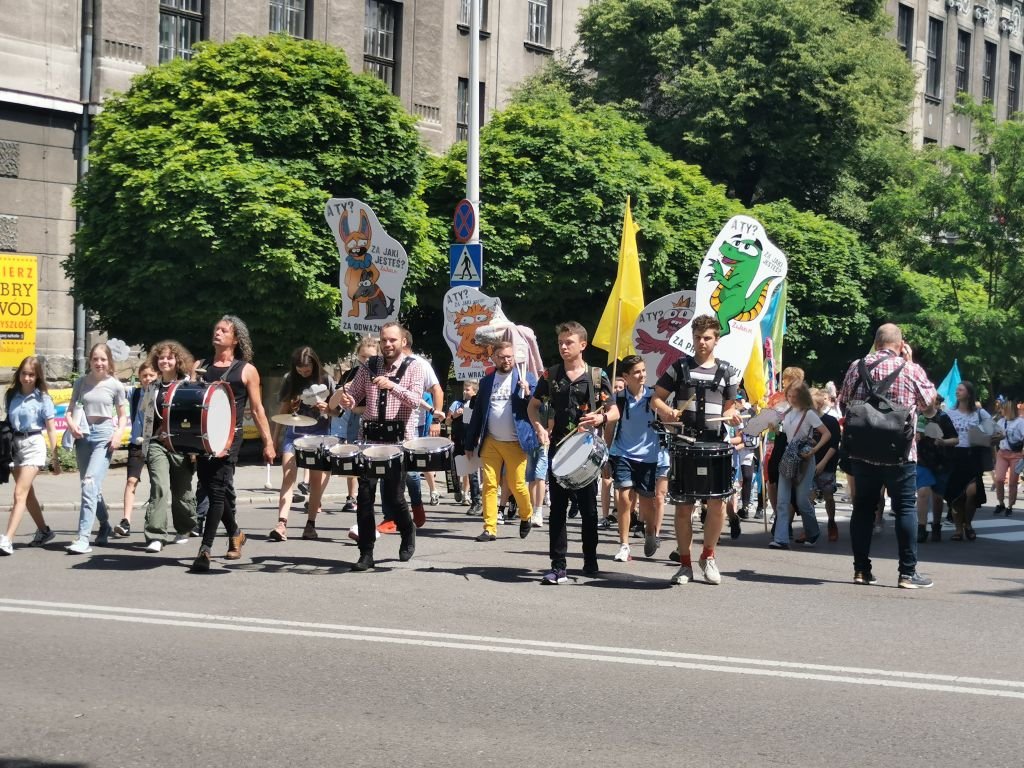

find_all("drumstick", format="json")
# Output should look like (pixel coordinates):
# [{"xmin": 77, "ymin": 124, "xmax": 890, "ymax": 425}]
[
  {"xmin": 263, "ymin": 463, "xmax": 274, "ymax": 490},
  {"xmin": 704, "ymin": 414, "xmax": 751, "ymax": 423},
  {"xmin": 554, "ymin": 406, "xmax": 607, "ymax": 449}
]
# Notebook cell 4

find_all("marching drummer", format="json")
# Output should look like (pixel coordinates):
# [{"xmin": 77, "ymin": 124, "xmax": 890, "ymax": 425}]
[
  {"xmin": 330, "ymin": 321, "xmax": 424, "ymax": 571},
  {"xmin": 651, "ymin": 314, "xmax": 742, "ymax": 586},
  {"xmin": 528, "ymin": 321, "xmax": 619, "ymax": 584}
]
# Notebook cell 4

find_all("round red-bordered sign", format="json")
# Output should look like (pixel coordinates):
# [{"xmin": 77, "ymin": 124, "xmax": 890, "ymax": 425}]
[{"xmin": 453, "ymin": 199, "xmax": 476, "ymax": 244}]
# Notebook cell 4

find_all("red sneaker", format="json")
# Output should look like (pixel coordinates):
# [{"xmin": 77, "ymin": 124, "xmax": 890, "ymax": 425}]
[
  {"xmin": 376, "ymin": 520, "xmax": 398, "ymax": 534},
  {"xmin": 412, "ymin": 504, "xmax": 426, "ymax": 528}
]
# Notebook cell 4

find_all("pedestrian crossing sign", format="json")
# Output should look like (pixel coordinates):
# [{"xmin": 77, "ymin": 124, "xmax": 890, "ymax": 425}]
[{"xmin": 449, "ymin": 243, "xmax": 483, "ymax": 287}]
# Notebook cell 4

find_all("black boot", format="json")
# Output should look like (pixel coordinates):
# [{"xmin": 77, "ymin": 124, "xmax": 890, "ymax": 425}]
[
  {"xmin": 399, "ymin": 527, "xmax": 416, "ymax": 562},
  {"xmin": 352, "ymin": 551, "xmax": 375, "ymax": 571},
  {"xmin": 916, "ymin": 524, "xmax": 927, "ymax": 543}
]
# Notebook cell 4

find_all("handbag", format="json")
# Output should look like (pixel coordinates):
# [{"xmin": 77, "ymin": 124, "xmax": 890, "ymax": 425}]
[{"xmin": 778, "ymin": 411, "xmax": 812, "ymax": 480}]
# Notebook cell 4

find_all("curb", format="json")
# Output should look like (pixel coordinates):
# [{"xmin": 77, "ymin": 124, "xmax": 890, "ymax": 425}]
[{"xmin": 38, "ymin": 493, "xmax": 354, "ymax": 514}]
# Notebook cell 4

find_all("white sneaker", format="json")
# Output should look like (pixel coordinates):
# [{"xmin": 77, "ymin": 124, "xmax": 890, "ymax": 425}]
[
  {"xmin": 671, "ymin": 564, "xmax": 693, "ymax": 585},
  {"xmin": 613, "ymin": 543, "xmax": 631, "ymax": 562},
  {"xmin": 171, "ymin": 534, "xmax": 190, "ymax": 545},
  {"xmin": 146, "ymin": 539, "xmax": 163, "ymax": 553},
  {"xmin": 65, "ymin": 538, "xmax": 92, "ymax": 554},
  {"xmin": 30, "ymin": 528, "xmax": 55, "ymax": 546},
  {"xmin": 699, "ymin": 555, "xmax": 722, "ymax": 585},
  {"xmin": 347, "ymin": 523, "xmax": 381, "ymax": 542},
  {"xmin": 0, "ymin": 535, "xmax": 13, "ymax": 556},
  {"xmin": 531, "ymin": 507, "xmax": 544, "ymax": 528}
]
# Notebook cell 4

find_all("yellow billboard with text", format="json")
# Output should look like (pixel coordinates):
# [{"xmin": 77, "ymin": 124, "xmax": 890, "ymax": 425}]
[{"xmin": 0, "ymin": 254, "xmax": 38, "ymax": 367}]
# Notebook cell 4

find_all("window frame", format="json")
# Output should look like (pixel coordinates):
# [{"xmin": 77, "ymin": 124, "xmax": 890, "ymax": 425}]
[
  {"xmin": 925, "ymin": 17, "xmax": 943, "ymax": 100},
  {"xmin": 455, "ymin": 77, "xmax": 485, "ymax": 143},
  {"xmin": 158, "ymin": 0, "xmax": 205, "ymax": 64},
  {"xmin": 983, "ymin": 40, "xmax": 997, "ymax": 104},
  {"xmin": 1009, "ymin": 52, "xmax": 1021, "ymax": 118},
  {"xmin": 955, "ymin": 29, "xmax": 971, "ymax": 94},
  {"xmin": 269, "ymin": 0, "xmax": 310, "ymax": 38},
  {"xmin": 458, "ymin": 0, "xmax": 489, "ymax": 31},
  {"xmin": 896, "ymin": 4, "xmax": 914, "ymax": 62},
  {"xmin": 363, "ymin": 0, "xmax": 401, "ymax": 95},
  {"xmin": 526, "ymin": 0, "xmax": 551, "ymax": 48}
]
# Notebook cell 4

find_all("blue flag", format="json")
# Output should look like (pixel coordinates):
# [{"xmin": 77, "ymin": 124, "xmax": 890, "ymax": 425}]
[{"xmin": 936, "ymin": 359, "xmax": 961, "ymax": 406}]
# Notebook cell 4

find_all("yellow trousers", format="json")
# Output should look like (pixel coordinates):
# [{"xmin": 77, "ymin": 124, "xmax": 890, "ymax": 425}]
[{"xmin": 480, "ymin": 438, "xmax": 533, "ymax": 534}]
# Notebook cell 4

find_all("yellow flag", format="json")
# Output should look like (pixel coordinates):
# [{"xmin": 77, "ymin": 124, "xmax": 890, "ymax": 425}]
[
  {"xmin": 743, "ymin": 326, "xmax": 767, "ymax": 407},
  {"xmin": 593, "ymin": 197, "xmax": 644, "ymax": 365}
]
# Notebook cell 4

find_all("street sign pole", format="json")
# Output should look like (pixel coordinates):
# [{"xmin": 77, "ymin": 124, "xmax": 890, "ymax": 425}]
[{"xmin": 467, "ymin": 0, "xmax": 481, "ymax": 246}]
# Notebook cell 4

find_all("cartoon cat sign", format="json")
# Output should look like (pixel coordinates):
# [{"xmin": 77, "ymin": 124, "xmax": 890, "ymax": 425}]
[
  {"xmin": 669, "ymin": 215, "xmax": 786, "ymax": 373},
  {"xmin": 325, "ymin": 198, "xmax": 410, "ymax": 335},
  {"xmin": 632, "ymin": 291, "xmax": 696, "ymax": 379},
  {"xmin": 442, "ymin": 287, "xmax": 503, "ymax": 381}
]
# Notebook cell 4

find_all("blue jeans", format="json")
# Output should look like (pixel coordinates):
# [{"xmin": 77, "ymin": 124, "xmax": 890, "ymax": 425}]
[
  {"xmin": 75, "ymin": 422, "xmax": 115, "ymax": 540},
  {"xmin": 850, "ymin": 460, "xmax": 918, "ymax": 576},
  {"xmin": 380, "ymin": 472, "xmax": 423, "ymax": 521},
  {"xmin": 773, "ymin": 456, "xmax": 819, "ymax": 544}
]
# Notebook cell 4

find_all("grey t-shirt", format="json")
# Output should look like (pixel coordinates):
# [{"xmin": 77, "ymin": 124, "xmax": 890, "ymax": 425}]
[{"xmin": 74, "ymin": 376, "xmax": 127, "ymax": 420}]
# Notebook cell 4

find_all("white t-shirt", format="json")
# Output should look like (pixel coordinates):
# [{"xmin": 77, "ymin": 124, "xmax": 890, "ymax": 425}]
[
  {"xmin": 782, "ymin": 407, "xmax": 821, "ymax": 443},
  {"xmin": 945, "ymin": 407, "xmax": 990, "ymax": 449},
  {"xmin": 999, "ymin": 417, "xmax": 1024, "ymax": 452},
  {"xmin": 486, "ymin": 371, "xmax": 517, "ymax": 441},
  {"xmin": 411, "ymin": 354, "xmax": 440, "ymax": 390}
]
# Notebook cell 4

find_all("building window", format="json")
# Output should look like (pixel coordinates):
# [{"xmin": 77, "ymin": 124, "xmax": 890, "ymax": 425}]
[
  {"xmin": 159, "ymin": 0, "xmax": 204, "ymax": 64},
  {"xmin": 955, "ymin": 30, "xmax": 971, "ymax": 94},
  {"xmin": 897, "ymin": 4, "xmax": 914, "ymax": 61},
  {"xmin": 925, "ymin": 18, "xmax": 942, "ymax": 99},
  {"xmin": 456, "ymin": 78, "xmax": 485, "ymax": 143},
  {"xmin": 459, "ymin": 0, "xmax": 489, "ymax": 29},
  {"xmin": 983, "ymin": 41, "xmax": 997, "ymax": 103},
  {"xmin": 364, "ymin": 0, "xmax": 400, "ymax": 94},
  {"xmin": 270, "ymin": 0, "xmax": 308, "ymax": 38},
  {"xmin": 526, "ymin": 0, "xmax": 551, "ymax": 47},
  {"xmin": 1009, "ymin": 53, "xmax": 1021, "ymax": 117}
]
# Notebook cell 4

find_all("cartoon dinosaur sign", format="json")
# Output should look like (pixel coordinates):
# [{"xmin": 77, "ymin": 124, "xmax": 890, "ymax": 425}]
[
  {"xmin": 669, "ymin": 215, "xmax": 786, "ymax": 373},
  {"xmin": 324, "ymin": 198, "xmax": 409, "ymax": 335},
  {"xmin": 632, "ymin": 291, "xmax": 696, "ymax": 379},
  {"xmin": 442, "ymin": 287, "xmax": 503, "ymax": 381}
]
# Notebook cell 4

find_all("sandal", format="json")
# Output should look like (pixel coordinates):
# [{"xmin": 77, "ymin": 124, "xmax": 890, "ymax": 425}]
[
  {"xmin": 965, "ymin": 526, "xmax": 977, "ymax": 541},
  {"xmin": 268, "ymin": 520, "xmax": 288, "ymax": 542},
  {"xmin": 951, "ymin": 531, "xmax": 964, "ymax": 541}
]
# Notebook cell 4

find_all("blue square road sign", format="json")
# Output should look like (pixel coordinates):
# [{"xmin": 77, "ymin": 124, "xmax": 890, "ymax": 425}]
[{"xmin": 449, "ymin": 243, "xmax": 483, "ymax": 287}]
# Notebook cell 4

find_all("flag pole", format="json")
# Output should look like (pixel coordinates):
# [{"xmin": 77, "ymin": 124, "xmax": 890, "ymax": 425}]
[{"xmin": 610, "ymin": 298, "xmax": 622, "ymax": 384}]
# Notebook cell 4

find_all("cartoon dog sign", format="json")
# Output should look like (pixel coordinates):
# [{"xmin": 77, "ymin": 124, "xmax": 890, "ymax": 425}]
[
  {"xmin": 632, "ymin": 291, "xmax": 696, "ymax": 379},
  {"xmin": 324, "ymin": 198, "xmax": 409, "ymax": 335},
  {"xmin": 442, "ymin": 287, "xmax": 503, "ymax": 381},
  {"xmin": 669, "ymin": 215, "xmax": 787, "ymax": 373}
]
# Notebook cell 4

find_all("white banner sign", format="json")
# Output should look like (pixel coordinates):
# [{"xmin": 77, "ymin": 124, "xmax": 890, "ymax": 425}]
[
  {"xmin": 442, "ymin": 286, "xmax": 504, "ymax": 381},
  {"xmin": 325, "ymin": 198, "xmax": 409, "ymax": 335},
  {"xmin": 669, "ymin": 215, "xmax": 786, "ymax": 373}
]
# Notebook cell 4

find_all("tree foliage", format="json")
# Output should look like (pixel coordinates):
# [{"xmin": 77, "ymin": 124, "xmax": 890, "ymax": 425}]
[
  {"xmin": 69, "ymin": 35, "xmax": 440, "ymax": 366},
  {"xmin": 577, "ymin": 0, "xmax": 914, "ymax": 211}
]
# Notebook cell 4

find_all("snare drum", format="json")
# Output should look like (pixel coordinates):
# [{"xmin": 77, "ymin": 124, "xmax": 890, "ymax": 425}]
[
  {"xmin": 402, "ymin": 437, "xmax": 454, "ymax": 472},
  {"xmin": 551, "ymin": 431, "xmax": 608, "ymax": 490},
  {"xmin": 669, "ymin": 441, "xmax": 734, "ymax": 500},
  {"xmin": 160, "ymin": 381, "xmax": 236, "ymax": 457},
  {"xmin": 328, "ymin": 443, "xmax": 363, "ymax": 476},
  {"xmin": 293, "ymin": 435, "xmax": 339, "ymax": 472},
  {"xmin": 360, "ymin": 444, "xmax": 404, "ymax": 480}
]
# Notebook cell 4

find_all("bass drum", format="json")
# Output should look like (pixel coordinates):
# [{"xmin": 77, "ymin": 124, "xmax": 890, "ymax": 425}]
[
  {"xmin": 160, "ymin": 381, "xmax": 236, "ymax": 458},
  {"xmin": 669, "ymin": 441, "xmax": 734, "ymax": 500},
  {"xmin": 551, "ymin": 431, "xmax": 607, "ymax": 490}
]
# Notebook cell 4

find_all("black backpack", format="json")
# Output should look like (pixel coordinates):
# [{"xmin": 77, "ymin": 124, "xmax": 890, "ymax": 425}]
[{"xmin": 843, "ymin": 358, "xmax": 914, "ymax": 466}]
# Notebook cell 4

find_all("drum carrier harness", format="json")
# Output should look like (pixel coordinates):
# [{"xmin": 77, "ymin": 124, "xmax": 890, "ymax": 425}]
[
  {"xmin": 673, "ymin": 355, "xmax": 731, "ymax": 441},
  {"xmin": 362, "ymin": 355, "xmax": 415, "ymax": 444}
]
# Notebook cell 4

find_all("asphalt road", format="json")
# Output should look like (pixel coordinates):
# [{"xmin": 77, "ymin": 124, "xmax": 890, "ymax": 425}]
[{"xmin": 1, "ymin": 464, "xmax": 1022, "ymax": 768}]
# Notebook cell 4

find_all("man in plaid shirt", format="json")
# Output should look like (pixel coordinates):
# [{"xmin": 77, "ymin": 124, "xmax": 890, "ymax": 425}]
[
  {"xmin": 333, "ymin": 322, "xmax": 424, "ymax": 571},
  {"xmin": 838, "ymin": 323, "xmax": 937, "ymax": 589}
]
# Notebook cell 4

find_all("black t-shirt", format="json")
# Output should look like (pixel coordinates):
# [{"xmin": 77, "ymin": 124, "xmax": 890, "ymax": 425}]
[
  {"xmin": 815, "ymin": 413, "xmax": 842, "ymax": 472},
  {"xmin": 917, "ymin": 411, "xmax": 957, "ymax": 471},
  {"xmin": 532, "ymin": 364, "xmax": 613, "ymax": 443}
]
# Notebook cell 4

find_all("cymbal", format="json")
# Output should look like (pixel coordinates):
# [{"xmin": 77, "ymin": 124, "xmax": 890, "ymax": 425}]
[{"xmin": 271, "ymin": 413, "xmax": 317, "ymax": 427}]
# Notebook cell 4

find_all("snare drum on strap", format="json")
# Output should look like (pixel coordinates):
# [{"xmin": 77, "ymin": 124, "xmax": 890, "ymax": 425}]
[
  {"xmin": 551, "ymin": 431, "xmax": 608, "ymax": 491},
  {"xmin": 160, "ymin": 381, "xmax": 236, "ymax": 457},
  {"xmin": 293, "ymin": 435, "xmax": 339, "ymax": 472},
  {"xmin": 401, "ymin": 437, "xmax": 454, "ymax": 472},
  {"xmin": 360, "ymin": 444, "xmax": 404, "ymax": 480},
  {"xmin": 328, "ymin": 443, "xmax": 363, "ymax": 476},
  {"xmin": 669, "ymin": 441, "xmax": 734, "ymax": 501}
]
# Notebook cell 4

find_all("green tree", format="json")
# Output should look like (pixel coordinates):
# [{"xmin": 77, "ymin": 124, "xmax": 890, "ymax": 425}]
[
  {"xmin": 577, "ymin": 0, "xmax": 914, "ymax": 211},
  {"xmin": 69, "ymin": 35, "xmax": 440, "ymax": 366}
]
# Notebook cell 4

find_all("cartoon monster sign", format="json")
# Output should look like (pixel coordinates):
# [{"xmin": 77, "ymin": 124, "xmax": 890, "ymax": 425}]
[
  {"xmin": 669, "ymin": 215, "xmax": 787, "ymax": 373},
  {"xmin": 442, "ymin": 287, "xmax": 503, "ymax": 381},
  {"xmin": 632, "ymin": 291, "xmax": 696, "ymax": 379},
  {"xmin": 324, "ymin": 198, "xmax": 410, "ymax": 335}
]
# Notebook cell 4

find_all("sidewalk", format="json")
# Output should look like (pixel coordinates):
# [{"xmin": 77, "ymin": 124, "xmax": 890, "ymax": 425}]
[{"xmin": 22, "ymin": 461, "xmax": 353, "ymax": 513}]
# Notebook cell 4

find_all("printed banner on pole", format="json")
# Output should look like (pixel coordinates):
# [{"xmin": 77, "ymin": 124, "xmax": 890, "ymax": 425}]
[
  {"xmin": 632, "ymin": 290, "xmax": 696, "ymax": 379},
  {"xmin": 442, "ymin": 287, "xmax": 504, "ymax": 381},
  {"xmin": 325, "ymin": 198, "xmax": 409, "ymax": 335},
  {"xmin": 669, "ymin": 216, "xmax": 787, "ymax": 374},
  {"xmin": 0, "ymin": 254, "xmax": 38, "ymax": 367}
]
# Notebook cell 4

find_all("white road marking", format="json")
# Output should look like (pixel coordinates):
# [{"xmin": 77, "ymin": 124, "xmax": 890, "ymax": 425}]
[
  {"xmin": 968, "ymin": 519, "xmax": 1024, "ymax": 530},
  {"xmin": 1, "ymin": 599, "xmax": 1023, "ymax": 699}
]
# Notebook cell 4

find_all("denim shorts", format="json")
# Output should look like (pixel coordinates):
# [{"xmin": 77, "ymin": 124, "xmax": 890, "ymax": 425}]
[
  {"xmin": 527, "ymin": 445, "xmax": 548, "ymax": 481},
  {"xmin": 916, "ymin": 464, "xmax": 948, "ymax": 493},
  {"xmin": 610, "ymin": 456, "xmax": 657, "ymax": 497},
  {"xmin": 656, "ymin": 449, "xmax": 670, "ymax": 479}
]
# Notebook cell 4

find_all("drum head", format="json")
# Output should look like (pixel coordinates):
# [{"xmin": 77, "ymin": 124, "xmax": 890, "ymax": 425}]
[
  {"xmin": 552, "ymin": 432, "xmax": 593, "ymax": 474},
  {"xmin": 329, "ymin": 443, "xmax": 362, "ymax": 458},
  {"xmin": 293, "ymin": 436, "xmax": 323, "ymax": 452},
  {"xmin": 362, "ymin": 445, "xmax": 403, "ymax": 461},
  {"xmin": 203, "ymin": 384, "xmax": 235, "ymax": 456},
  {"xmin": 402, "ymin": 437, "xmax": 454, "ymax": 453}
]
